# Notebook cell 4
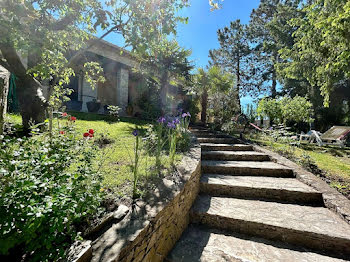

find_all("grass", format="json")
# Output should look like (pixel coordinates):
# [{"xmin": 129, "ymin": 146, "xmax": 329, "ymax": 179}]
[
  {"xmin": 6, "ymin": 112, "xmax": 182, "ymax": 197},
  {"xmin": 249, "ymin": 133, "xmax": 350, "ymax": 197}
]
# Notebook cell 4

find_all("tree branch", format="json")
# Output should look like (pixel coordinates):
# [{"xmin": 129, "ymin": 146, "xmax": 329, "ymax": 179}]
[
  {"xmin": 66, "ymin": 24, "xmax": 124, "ymax": 68},
  {"xmin": 0, "ymin": 40, "xmax": 27, "ymax": 77}
]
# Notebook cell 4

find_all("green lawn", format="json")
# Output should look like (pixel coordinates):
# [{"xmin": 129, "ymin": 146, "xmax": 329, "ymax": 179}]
[
  {"xmin": 249, "ymin": 134, "xmax": 350, "ymax": 197},
  {"xmin": 6, "ymin": 112, "xmax": 181, "ymax": 197}
]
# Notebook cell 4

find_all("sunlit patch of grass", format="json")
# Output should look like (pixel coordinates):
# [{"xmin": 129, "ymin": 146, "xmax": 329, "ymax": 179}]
[{"xmin": 5, "ymin": 112, "xmax": 183, "ymax": 197}]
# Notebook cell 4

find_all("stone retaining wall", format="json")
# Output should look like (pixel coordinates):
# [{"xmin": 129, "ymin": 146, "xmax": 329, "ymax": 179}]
[
  {"xmin": 91, "ymin": 141, "xmax": 201, "ymax": 262},
  {"xmin": 116, "ymin": 145, "xmax": 201, "ymax": 262}
]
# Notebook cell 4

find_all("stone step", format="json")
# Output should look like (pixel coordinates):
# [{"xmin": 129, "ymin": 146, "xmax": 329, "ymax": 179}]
[
  {"xmin": 197, "ymin": 137, "xmax": 237, "ymax": 144},
  {"xmin": 191, "ymin": 196, "xmax": 350, "ymax": 259},
  {"xmin": 201, "ymin": 143, "xmax": 253, "ymax": 152},
  {"xmin": 166, "ymin": 225, "xmax": 347, "ymax": 262},
  {"xmin": 202, "ymin": 151, "xmax": 270, "ymax": 161},
  {"xmin": 202, "ymin": 160, "xmax": 294, "ymax": 177},
  {"xmin": 200, "ymin": 174, "xmax": 323, "ymax": 205},
  {"xmin": 194, "ymin": 133, "xmax": 231, "ymax": 138}
]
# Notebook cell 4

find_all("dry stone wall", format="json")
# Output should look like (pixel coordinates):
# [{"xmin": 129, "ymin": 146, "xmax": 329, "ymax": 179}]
[
  {"xmin": 116, "ymin": 146, "xmax": 201, "ymax": 262},
  {"xmin": 90, "ymin": 141, "xmax": 201, "ymax": 262}
]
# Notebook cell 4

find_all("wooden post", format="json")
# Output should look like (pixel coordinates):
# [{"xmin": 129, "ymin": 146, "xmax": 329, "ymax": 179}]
[{"xmin": 0, "ymin": 66, "xmax": 10, "ymax": 135}]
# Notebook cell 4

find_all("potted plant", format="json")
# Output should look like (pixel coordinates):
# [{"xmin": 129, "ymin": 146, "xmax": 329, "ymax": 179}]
[{"xmin": 86, "ymin": 99, "xmax": 101, "ymax": 113}]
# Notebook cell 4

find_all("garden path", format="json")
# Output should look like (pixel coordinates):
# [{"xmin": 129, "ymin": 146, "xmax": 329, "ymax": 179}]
[{"xmin": 166, "ymin": 128, "xmax": 350, "ymax": 262}]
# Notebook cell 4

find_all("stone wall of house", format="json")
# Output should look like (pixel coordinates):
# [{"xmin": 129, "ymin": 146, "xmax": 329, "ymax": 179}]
[
  {"xmin": 0, "ymin": 66, "xmax": 10, "ymax": 134},
  {"xmin": 116, "ymin": 67, "xmax": 129, "ymax": 115}
]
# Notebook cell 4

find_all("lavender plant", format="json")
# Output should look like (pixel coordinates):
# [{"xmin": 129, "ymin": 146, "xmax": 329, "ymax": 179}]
[{"xmin": 167, "ymin": 118, "xmax": 179, "ymax": 166}]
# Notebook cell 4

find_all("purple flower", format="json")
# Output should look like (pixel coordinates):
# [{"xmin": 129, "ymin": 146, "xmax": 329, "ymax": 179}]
[
  {"xmin": 167, "ymin": 122, "xmax": 176, "ymax": 129},
  {"xmin": 157, "ymin": 116, "xmax": 166, "ymax": 123},
  {"xmin": 174, "ymin": 118, "xmax": 180, "ymax": 125},
  {"xmin": 132, "ymin": 129, "xmax": 139, "ymax": 136},
  {"xmin": 181, "ymin": 112, "xmax": 191, "ymax": 118}
]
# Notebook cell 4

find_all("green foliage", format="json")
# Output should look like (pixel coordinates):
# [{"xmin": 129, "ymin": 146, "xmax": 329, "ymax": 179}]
[
  {"xmin": 0, "ymin": 0, "xmax": 189, "ymax": 126},
  {"xmin": 0, "ymin": 122, "xmax": 102, "ymax": 261},
  {"xmin": 107, "ymin": 105, "xmax": 121, "ymax": 120},
  {"xmin": 278, "ymin": 0, "xmax": 350, "ymax": 106},
  {"xmin": 257, "ymin": 97, "xmax": 283, "ymax": 123},
  {"xmin": 209, "ymin": 19, "xmax": 251, "ymax": 96},
  {"xmin": 280, "ymin": 95, "xmax": 314, "ymax": 124},
  {"xmin": 244, "ymin": 104, "xmax": 257, "ymax": 123},
  {"xmin": 190, "ymin": 66, "xmax": 236, "ymax": 125},
  {"xmin": 257, "ymin": 95, "xmax": 313, "ymax": 125}
]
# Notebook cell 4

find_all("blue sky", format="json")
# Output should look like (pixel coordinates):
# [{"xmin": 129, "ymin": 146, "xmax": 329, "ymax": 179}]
[
  {"xmin": 177, "ymin": 0, "xmax": 261, "ymax": 108},
  {"xmin": 100, "ymin": 0, "xmax": 261, "ymax": 108}
]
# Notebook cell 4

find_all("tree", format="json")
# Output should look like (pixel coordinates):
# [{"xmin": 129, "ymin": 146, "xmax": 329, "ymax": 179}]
[
  {"xmin": 257, "ymin": 95, "xmax": 313, "ymax": 125},
  {"xmin": 248, "ymin": 0, "xmax": 301, "ymax": 98},
  {"xmin": 209, "ymin": 19, "xmax": 250, "ymax": 110},
  {"xmin": 257, "ymin": 97, "xmax": 283, "ymax": 124},
  {"xmin": 278, "ymin": 0, "xmax": 350, "ymax": 106},
  {"xmin": 191, "ymin": 66, "xmax": 235, "ymax": 124},
  {"xmin": 136, "ymin": 38, "xmax": 192, "ymax": 114},
  {"xmin": 0, "ymin": 0, "xmax": 189, "ymax": 129}
]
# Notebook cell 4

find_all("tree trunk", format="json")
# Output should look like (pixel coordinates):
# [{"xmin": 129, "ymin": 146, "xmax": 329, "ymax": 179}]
[
  {"xmin": 0, "ymin": 41, "xmax": 47, "ymax": 131},
  {"xmin": 271, "ymin": 69, "xmax": 277, "ymax": 98},
  {"xmin": 201, "ymin": 89, "xmax": 208, "ymax": 124},
  {"xmin": 236, "ymin": 57, "xmax": 241, "ymax": 113},
  {"xmin": 271, "ymin": 52, "xmax": 278, "ymax": 98},
  {"xmin": 16, "ymin": 76, "xmax": 47, "ymax": 130}
]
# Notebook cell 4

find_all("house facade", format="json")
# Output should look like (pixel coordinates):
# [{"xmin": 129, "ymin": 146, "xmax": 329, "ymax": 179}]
[{"xmin": 65, "ymin": 39, "xmax": 139, "ymax": 115}]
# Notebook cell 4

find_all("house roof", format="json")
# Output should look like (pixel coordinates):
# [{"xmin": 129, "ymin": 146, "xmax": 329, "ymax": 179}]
[{"xmin": 86, "ymin": 38, "xmax": 139, "ymax": 68}]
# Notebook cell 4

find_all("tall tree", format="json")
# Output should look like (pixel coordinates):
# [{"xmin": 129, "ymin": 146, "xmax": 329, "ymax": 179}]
[
  {"xmin": 278, "ymin": 0, "xmax": 350, "ymax": 106},
  {"xmin": 136, "ymin": 38, "xmax": 192, "ymax": 114},
  {"xmin": 248, "ymin": 0, "xmax": 301, "ymax": 97},
  {"xmin": 0, "ymin": 0, "xmax": 189, "ymax": 129},
  {"xmin": 209, "ymin": 19, "xmax": 250, "ymax": 110},
  {"xmin": 191, "ymin": 66, "xmax": 235, "ymax": 124}
]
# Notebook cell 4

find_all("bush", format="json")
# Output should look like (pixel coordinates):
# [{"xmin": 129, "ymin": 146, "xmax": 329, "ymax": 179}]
[{"xmin": 0, "ymin": 122, "xmax": 102, "ymax": 261}]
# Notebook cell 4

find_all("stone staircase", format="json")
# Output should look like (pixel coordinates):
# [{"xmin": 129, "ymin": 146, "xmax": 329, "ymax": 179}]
[{"xmin": 167, "ymin": 128, "xmax": 350, "ymax": 262}]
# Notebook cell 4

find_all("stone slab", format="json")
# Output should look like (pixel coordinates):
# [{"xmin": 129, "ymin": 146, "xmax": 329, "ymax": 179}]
[
  {"xmin": 201, "ymin": 175, "xmax": 317, "ymax": 192},
  {"xmin": 191, "ymin": 196, "xmax": 350, "ymax": 258},
  {"xmin": 197, "ymin": 137, "xmax": 237, "ymax": 144},
  {"xmin": 200, "ymin": 175, "xmax": 323, "ymax": 205},
  {"xmin": 201, "ymin": 151, "xmax": 270, "ymax": 161},
  {"xmin": 202, "ymin": 160, "xmax": 294, "ymax": 177},
  {"xmin": 166, "ymin": 225, "xmax": 347, "ymax": 262},
  {"xmin": 252, "ymin": 143, "xmax": 350, "ymax": 225},
  {"xmin": 200, "ymin": 143, "xmax": 253, "ymax": 151}
]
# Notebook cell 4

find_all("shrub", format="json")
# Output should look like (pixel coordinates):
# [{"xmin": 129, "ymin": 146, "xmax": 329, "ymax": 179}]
[
  {"xmin": 107, "ymin": 105, "xmax": 121, "ymax": 120},
  {"xmin": 0, "ymin": 121, "xmax": 102, "ymax": 261}
]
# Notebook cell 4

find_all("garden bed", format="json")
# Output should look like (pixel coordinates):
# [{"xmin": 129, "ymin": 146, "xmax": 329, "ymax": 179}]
[{"xmin": 2, "ymin": 112, "xmax": 191, "ymax": 261}]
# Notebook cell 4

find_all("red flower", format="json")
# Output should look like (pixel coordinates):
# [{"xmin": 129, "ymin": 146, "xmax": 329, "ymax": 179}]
[
  {"xmin": 59, "ymin": 130, "xmax": 65, "ymax": 135},
  {"xmin": 83, "ymin": 132, "xmax": 90, "ymax": 137},
  {"xmin": 89, "ymin": 133, "xmax": 94, "ymax": 138},
  {"xmin": 88, "ymin": 129, "xmax": 94, "ymax": 135},
  {"xmin": 69, "ymin": 116, "xmax": 77, "ymax": 122},
  {"xmin": 62, "ymin": 112, "xmax": 68, "ymax": 117}
]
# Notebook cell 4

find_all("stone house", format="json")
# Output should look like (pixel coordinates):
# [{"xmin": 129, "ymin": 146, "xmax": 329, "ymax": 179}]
[
  {"xmin": 4, "ymin": 38, "xmax": 187, "ymax": 117},
  {"xmin": 64, "ymin": 38, "xmax": 187, "ymax": 116},
  {"xmin": 64, "ymin": 39, "xmax": 141, "ymax": 115}
]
